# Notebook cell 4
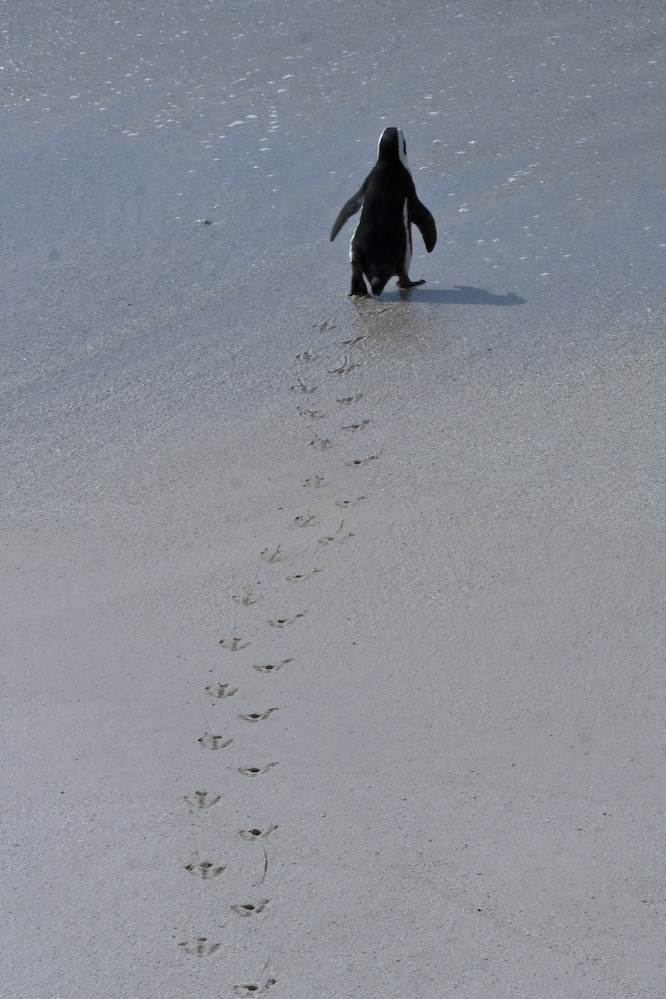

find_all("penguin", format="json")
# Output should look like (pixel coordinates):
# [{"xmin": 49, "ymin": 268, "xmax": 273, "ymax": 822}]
[{"xmin": 330, "ymin": 127, "xmax": 437, "ymax": 296}]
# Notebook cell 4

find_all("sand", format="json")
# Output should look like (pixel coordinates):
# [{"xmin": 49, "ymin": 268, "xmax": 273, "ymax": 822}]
[{"xmin": 2, "ymin": 2, "xmax": 666, "ymax": 996}]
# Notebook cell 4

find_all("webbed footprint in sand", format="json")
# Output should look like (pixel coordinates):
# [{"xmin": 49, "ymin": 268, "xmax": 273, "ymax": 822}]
[
  {"xmin": 317, "ymin": 520, "xmax": 354, "ymax": 546},
  {"xmin": 234, "ymin": 979, "xmax": 277, "ymax": 996},
  {"xmin": 206, "ymin": 682, "xmax": 238, "ymax": 699},
  {"xmin": 290, "ymin": 377, "xmax": 318, "ymax": 394},
  {"xmin": 238, "ymin": 762, "xmax": 278, "ymax": 776},
  {"xmin": 293, "ymin": 512, "xmax": 316, "ymax": 528},
  {"xmin": 260, "ymin": 545, "xmax": 287, "ymax": 563},
  {"xmin": 184, "ymin": 791, "xmax": 222, "ymax": 810},
  {"xmin": 254, "ymin": 659, "xmax": 292, "ymax": 673},
  {"xmin": 309, "ymin": 433, "xmax": 334, "ymax": 450},
  {"xmin": 231, "ymin": 899, "xmax": 270, "ymax": 917},
  {"xmin": 179, "ymin": 938, "xmax": 222, "ymax": 958},
  {"xmin": 235, "ymin": 988, "xmax": 255, "ymax": 998},
  {"xmin": 297, "ymin": 406, "xmax": 327, "ymax": 420},
  {"xmin": 219, "ymin": 634, "xmax": 251, "ymax": 651},
  {"xmin": 346, "ymin": 453, "xmax": 380, "ymax": 467},
  {"xmin": 286, "ymin": 567, "xmax": 322, "ymax": 581},
  {"xmin": 240, "ymin": 825, "xmax": 278, "ymax": 841},
  {"xmin": 185, "ymin": 859, "xmax": 226, "ymax": 879},
  {"xmin": 302, "ymin": 473, "xmax": 328, "ymax": 489},
  {"xmin": 240, "ymin": 707, "xmax": 279, "ymax": 723},
  {"xmin": 198, "ymin": 732, "xmax": 233, "ymax": 750},
  {"xmin": 232, "ymin": 584, "xmax": 261, "ymax": 606},
  {"xmin": 268, "ymin": 612, "xmax": 304, "ymax": 628},
  {"xmin": 335, "ymin": 495, "xmax": 367, "ymax": 509},
  {"xmin": 328, "ymin": 356, "xmax": 360, "ymax": 375}
]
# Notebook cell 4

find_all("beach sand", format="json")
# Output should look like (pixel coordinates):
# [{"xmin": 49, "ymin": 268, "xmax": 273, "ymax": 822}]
[{"xmin": 2, "ymin": 2, "xmax": 666, "ymax": 996}]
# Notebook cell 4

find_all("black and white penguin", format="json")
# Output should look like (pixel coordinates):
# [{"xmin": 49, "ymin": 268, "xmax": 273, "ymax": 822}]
[{"xmin": 330, "ymin": 127, "xmax": 437, "ymax": 296}]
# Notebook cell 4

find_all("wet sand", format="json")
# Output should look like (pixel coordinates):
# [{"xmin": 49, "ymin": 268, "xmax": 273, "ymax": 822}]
[{"xmin": 2, "ymin": 2, "xmax": 666, "ymax": 997}]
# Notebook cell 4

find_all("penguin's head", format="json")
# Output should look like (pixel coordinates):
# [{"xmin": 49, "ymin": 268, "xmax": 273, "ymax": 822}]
[{"xmin": 377, "ymin": 127, "xmax": 409, "ymax": 169}]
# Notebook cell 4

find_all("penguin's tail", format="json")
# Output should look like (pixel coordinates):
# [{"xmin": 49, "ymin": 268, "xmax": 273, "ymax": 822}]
[{"xmin": 370, "ymin": 275, "xmax": 389, "ymax": 296}]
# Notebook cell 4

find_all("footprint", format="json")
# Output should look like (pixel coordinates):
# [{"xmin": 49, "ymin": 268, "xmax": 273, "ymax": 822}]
[
  {"xmin": 198, "ymin": 733, "xmax": 233, "ymax": 750},
  {"xmin": 185, "ymin": 860, "xmax": 226, "ymax": 880},
  {"xmin": 179, "ymin": 938, "xmax": 222, "ymax": 957},
  {"xmin": 231, "ymin": 899, "xmax": 270, "ymax": 917},
  {"xmin": 296, "ymin": 349, "xmax": 319, "ymax": 361},
  {"xmin": 328, "ymin": 356, "xmax": 359, "ymax": 375},
  {"xmin": 286, "ymin": 568, "xmax": 322, "ymax": 581},
  {"xmin": 234, "ymin": 978, "xmax": 277, "ymax": 995},
  {"xmin": 313, "ymin": 319, "xmax": 337, "ymax": 331},
  {"xmin": 293, "ymin": 512, "xmax": 316, "ymax": 528},
  {"xmin": 268, "ymin": 612, "xmax": 304, "ymax": 628},
  {"xmin": 238, "ymin": 763, "xmax": 278, "ymax": 777},
  {"xmin": 297, "ymin": 406, "xmax": 326, "ymax": 420},
  {"xmin": 318, "ymin": 530, "xmax": 354, "ymax": 546},
  {"xmin": 184, "ymin": 791, "xmax": 222, "ymax": 810},
  {"xmin": 219, "ymin": 635, "xmax": 251, "ymax": 651},
  {"xmin": 309, "ymin": 433, "xmax": 333, "ymax": 450},
  {"xmin": 254, "ymin": 659, "xmax": 291, "ymax": 673},
  {"xmin": 337, "ymin": 393, "xmax": 363, "ymax": 404},
  {"xmin": 335, "ymin": 495, "xmax": 367, "ymax": 509},
  {"xmin": 302, "ymin": 474, "xmax": 328, "ymax": 489},
  {"xmin": 240, "ymin": 708, "xmax": 279, "ymax": 723},
  {"xmin": 342, "ymin": 419, "xmax": 371, "ymax": 432},
  {"xmin": 240, "ymin": 825, "xmax": 278, "ymax": 841},
  {"xmin": 260, "ymin": 546, "xmax": 286, "ymax": 563},
  {"xmin": 290, "ymin": 377, "xmax": 318, "ymax": 394},
  {"xmin": 232, "ymin": 584, "xmax": 261, "ymax": 606},
  {"xmin": 206, "ymin": 683, "xmax": 238, "ymax": 699},
  {"xmin": 345, "ymin": 453, "xmax": 380, "ymax": 467},
  {"xmin": 317, "ymin": 521, "xmax": 354, "ymax": 546}
]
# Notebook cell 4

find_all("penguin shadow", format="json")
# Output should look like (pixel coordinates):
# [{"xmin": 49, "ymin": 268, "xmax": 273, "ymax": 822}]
[{"xmin": 382, "ymin": 285, "xmax": 526, "ymax": 306}]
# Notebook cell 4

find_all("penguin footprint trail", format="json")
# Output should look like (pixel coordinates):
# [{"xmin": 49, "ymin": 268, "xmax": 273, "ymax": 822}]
[
  {"xmin": 330, "ymin": 126, "xmax": 436, "ymax": 297},
  {"xmin": 177, "ymin": 173, "xmax": 386, "ymax": 993}
]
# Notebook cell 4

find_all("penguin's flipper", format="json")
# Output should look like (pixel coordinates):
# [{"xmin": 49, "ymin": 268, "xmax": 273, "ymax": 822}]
[
  {"xmin": 408, "ymin": 196, "xmax": 437, "ymax": 252},
  {"xmin": 330, "ymin": 187, "xmax": 365, "ymax": 241}
]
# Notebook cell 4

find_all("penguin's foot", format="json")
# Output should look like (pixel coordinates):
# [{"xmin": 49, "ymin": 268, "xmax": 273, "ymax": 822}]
[
  {"xmin": 397, "ymin": 276, "xmax": 426, "ymax": 288},
  {"xmin": 349, "ymin": 276, "xmax": 369, "ymax": 296}
]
